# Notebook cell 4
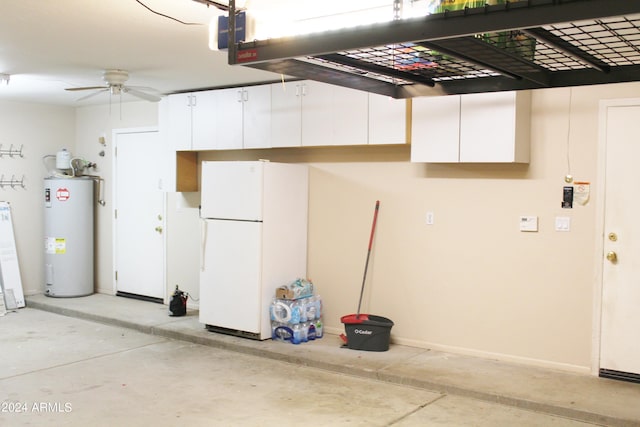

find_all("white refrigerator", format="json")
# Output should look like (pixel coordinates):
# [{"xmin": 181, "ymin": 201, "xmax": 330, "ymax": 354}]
[{"xmin": 199, "ymin": 161, "xmax": 309, "ymax": 339}]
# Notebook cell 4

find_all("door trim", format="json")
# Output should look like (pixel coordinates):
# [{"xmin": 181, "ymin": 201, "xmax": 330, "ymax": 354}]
[
  {"xmin": 593, "ymin": 97, "xmax": 640, "ymax": 375},
  {"xmin": 111, "ymin": 126, "xmax": 167, "ymax": 301}
]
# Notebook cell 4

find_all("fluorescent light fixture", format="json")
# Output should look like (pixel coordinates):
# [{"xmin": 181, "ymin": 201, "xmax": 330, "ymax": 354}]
[
  {"xmin": 0, "ymin": 74, "xmax": 9, "ymax": 86},
  {"xmin": 208, "ymin": 0, "xmax": 434, "ymax": 50},
  {"xmin": 244, "ymin": 0, "xmax": 434, "ymax": 40}
]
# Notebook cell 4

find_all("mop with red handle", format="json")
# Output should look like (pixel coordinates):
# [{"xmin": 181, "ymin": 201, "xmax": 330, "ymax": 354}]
[
  {"xmin": 340, "ymin": 200, "xmax": 385, "ymax": 348},
  {"xmin": 356, "ymin": 200, "xmax": 380, "ymax": 319}
]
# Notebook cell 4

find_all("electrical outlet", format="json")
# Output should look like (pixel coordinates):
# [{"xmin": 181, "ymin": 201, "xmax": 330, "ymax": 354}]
[{"xmin": 426, "ymin": 211, "xmax": 434, "ymax": 225}]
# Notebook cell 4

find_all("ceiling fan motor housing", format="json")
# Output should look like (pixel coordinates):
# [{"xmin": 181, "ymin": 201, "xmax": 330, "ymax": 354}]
[{"xmin": 103, "ymin": 69, "xmax": 129, "ymax": 86}]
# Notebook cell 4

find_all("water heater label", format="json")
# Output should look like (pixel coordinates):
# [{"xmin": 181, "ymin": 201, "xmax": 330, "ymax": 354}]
[
  {"xmin": 45, "ymin": 237, "xmax": 66, "ymax": 254},
  {"xmin": 56, "ymin": 188, "xmax": 70, "ymax": 202}
]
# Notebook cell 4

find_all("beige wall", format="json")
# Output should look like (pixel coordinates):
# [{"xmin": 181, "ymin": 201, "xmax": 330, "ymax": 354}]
[
  {"xmin": 9, "ymin": 81, "xmax": 640, "ymax": 373},
  {"xmin": 0, "ymin": 100, "xmax": 75, "ymax": 296},
  {"xmin": 201, "ymin": 82, "xmax": 640, "ymax": 372}
]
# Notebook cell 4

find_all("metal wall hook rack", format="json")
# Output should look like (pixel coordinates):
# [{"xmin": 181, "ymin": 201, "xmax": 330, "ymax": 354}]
[
  {"xmin": 0, "ymin": 174, "xmax": 26, "ymax": 189},
  {"xmin": 0, "ymin": 144, "xmax": 25, "ymax": 158}
]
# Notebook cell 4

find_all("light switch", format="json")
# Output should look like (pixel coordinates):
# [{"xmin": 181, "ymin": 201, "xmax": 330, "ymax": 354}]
[
  {"xmin": 555, "ymin": 216, "xmax": 571, "ymax": 232},
  {"xmin": 519, "ymin": 216, "xmax": 538, "ymax": 232}
]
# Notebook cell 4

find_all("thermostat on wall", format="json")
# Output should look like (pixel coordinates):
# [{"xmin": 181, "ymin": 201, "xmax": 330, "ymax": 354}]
[{"xmin": 519, "ymin": 216, "xmax": 538, "ymax": 232}]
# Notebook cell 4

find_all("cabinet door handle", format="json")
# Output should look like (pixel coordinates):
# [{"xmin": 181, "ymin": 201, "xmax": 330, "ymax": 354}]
[
  {"xmin": 190, "ymin": 95, "xmax": 197, "ymax": 107},
  {"xmin": 243, "ymin": 90, "xmax": 249, "ymax": 102},
  {"xmin": 237, "ymin": 90, "xmax": 243, "ymax": 102}
]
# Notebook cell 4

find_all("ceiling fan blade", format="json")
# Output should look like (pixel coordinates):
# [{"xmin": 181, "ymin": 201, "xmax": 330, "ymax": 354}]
[
  {"xmin": 127, "ymin": 85, "xmax": 158, "ymax": 91},
  {"xmin": 65, "ymin": 86, "xmax": 107, "ymax": 92},
  {"xmin": 76, "ymin": 89, "xmax": 109, "ymax": 101},
  {"xmin": 124, "ymin": 87, "xmax": 161, "ymax": 102}
]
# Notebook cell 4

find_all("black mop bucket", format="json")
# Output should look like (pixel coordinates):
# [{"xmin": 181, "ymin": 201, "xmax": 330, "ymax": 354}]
[
  {"xmin": 341, "ymin": 200, "xmax": 394, "ymax": 352},
  {"xmin": 341, "ymin": 314, "xmax": 394, "ymax": 351}
]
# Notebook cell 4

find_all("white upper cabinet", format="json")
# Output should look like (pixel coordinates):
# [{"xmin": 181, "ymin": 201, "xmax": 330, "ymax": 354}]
[
  {"xmin": 242, "ymin": 85, "xmax": 272, "ymax": 149},
  {"xmin": 191, "ymin": 91, "xmax": 220, "ymax": 150},
  {"xmin": 167, "ymin": 81, "xmax": 408, "ymax": 152},
  {"xmin": 459, "ymin": 91, "xmax": 530, "ymax": 163},
  {"xmin": 271, "ymin": 80, "xmax": 369, "ymax": 147},
  {"xmin": 213, "ymin": 87, "xmax": 244, "ymax": 150},
  {"xmin": 271, "ymin": 81, "xmax": 303, "ymax": 148},
  {"xmin": 167, "ymin": 93, "xmax": 196, "ymax": 151},
  {"xmin": 368, "ymin": 94, "xmax": 408, "ymax": 145},
  {"xmin": 411, "ymin": 95, "xmax": 461, "ymax": 162},
  {"xmin": 411, "ymin": 91, "xmax": 531, "ymax": 163},
  {"xmin": 328, "ymin": 84, "xmax": 368, "ymax": 146},
  {"xmin": 215, "ymin": 85, "xmax": 271, "ymax": 150},
  {"xmin": 302, "ymin": 80, "xmax": 368, "ymax": 146},
  {"xmin": 167, "ymin": 91, "xmax": 218, "ymax": 151},
  {"xmin": 301, "ymin": 80, "xmax": 337, "ymax": 146},
  {"xmin": 168, "ymin": 86, "xmax": 271, "ymax": 151}
]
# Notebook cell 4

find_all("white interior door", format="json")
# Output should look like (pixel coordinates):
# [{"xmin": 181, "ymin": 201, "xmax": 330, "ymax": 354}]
[
  {"xmin": 600, "ymin": 101, "xmax": 640, "ymax": 381},
  {"xmin": 114, "ymin": 129, "xmax": 165, "ymax": 300}
]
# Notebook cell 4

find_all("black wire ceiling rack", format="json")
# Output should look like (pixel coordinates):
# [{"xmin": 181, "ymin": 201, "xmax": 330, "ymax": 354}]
[{"xmin": 226, "ymin": 0, "xmax": 640, "ymax": 98}]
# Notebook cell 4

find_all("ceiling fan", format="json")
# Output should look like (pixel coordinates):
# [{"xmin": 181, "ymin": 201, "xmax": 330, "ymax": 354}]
[{"xmin": 65, "ymin": 69, "xmax": 161, "ymax": 102}]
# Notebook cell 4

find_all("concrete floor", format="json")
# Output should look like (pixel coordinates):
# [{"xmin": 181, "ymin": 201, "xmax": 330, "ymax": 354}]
[{"xmin": 1, "ymin": 294, "xmax": 639, "ymax": 426}]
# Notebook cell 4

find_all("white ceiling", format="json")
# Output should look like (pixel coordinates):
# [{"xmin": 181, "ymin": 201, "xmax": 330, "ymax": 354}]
[{"xmin": 0, "ymin": 0, "xmax": 282, "ymax": 107}]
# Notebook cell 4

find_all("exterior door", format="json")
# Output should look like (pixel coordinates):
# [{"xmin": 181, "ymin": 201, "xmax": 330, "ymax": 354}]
[
  {"xmin": 114, "ymin": 128, "xmax": 165, "ymax": 301},
  {"xmin": 600, "ymin": 100, "xmax": 640, "ymax": 381}
]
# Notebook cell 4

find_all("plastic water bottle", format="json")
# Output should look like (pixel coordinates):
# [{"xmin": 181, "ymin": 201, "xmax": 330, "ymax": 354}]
[
  {"xmin": 271, "ymin": 321, "xmax": 293, "ymax": 342},
  {"xmin": 270, "ymin": 299, "xmax": 294, "ymax": 323},
  {"xmin": 290, "ymin": 301, "xmax": 301, "ymax": 324},
  {"xmin": 292, "ymin": 323, "xmax": 305, "ymax": 344},
  {"xmin": 304, "ymin": 296, "xmax": 317, "ymax": 321},
  {"xmin": 315, "ymin": 295, "xmax": 322, "ymax": 320},
  {"xmin": 314, "ymin": 318, "xmax": 323, "ymax": 339},
  {"xmin": 271, "ymin": 321, "xmax": 280, "ymax": 340},
  {"xmin": 306, "ymin": 321, "xmax": 316, "ymax": 340},
  {"xmin": 269, "ymin": 298, "xmax": 278, "ymax": 321}
]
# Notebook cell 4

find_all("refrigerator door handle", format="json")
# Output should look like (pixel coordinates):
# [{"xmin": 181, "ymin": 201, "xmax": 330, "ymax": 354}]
[{"xmin": 200, "ymin": 219, "xmax": 207, "ymax": 272}]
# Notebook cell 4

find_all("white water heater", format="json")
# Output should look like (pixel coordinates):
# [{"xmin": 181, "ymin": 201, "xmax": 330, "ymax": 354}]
[{"xmin": 44, "ymin": 177, "xmax": 94, "ymax": 297}]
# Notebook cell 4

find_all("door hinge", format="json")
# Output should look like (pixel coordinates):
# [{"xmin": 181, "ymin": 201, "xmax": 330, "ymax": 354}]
[
  {"xmin": 114, "ymin": 146, "xmax": 117, "ymax": 157},
  {"xmin": 114, "ymin": 209, "xmax": 117, "ymax": 219},
  {"xmin": 115, "ymin": 271, "xmax": 118, "ymax": 281}
]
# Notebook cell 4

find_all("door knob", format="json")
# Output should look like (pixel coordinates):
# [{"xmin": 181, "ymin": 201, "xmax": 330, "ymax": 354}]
[
  {"xmin": 155, "ymin": 226, "xmax": 163, "ymax": 234},
  {"xmin": 606, "ymin": 251, "xmax": 617, "ymax": 263}
]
